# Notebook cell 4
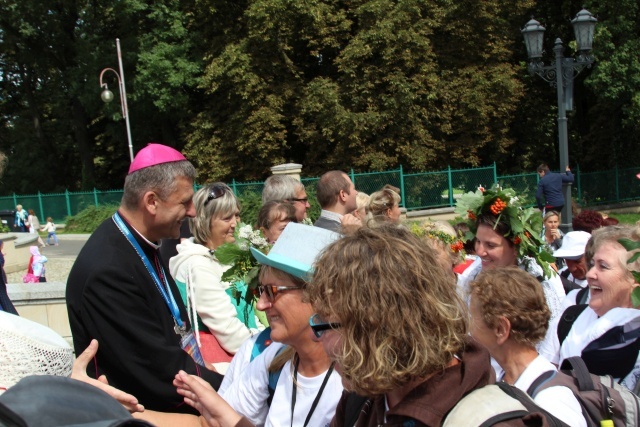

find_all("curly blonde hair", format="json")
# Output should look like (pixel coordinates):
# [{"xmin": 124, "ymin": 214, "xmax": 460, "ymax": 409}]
[
  {"xmin": 470, "ymin": 267, "xmax": 550, "ymax": 347},
  {"xmin": 307, "ymin": 224, "xmax": 468, "ymax": 397}
]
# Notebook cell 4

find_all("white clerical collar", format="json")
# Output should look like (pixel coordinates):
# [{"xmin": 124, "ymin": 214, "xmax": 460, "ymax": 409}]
[{"xmin": 119, "ymin": 213, "xmax": 160, "ymax": 249}]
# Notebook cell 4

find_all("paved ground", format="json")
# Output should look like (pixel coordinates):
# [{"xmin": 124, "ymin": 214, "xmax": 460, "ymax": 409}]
[{"xmin": 6, "ymin": 234, "xmax": 90, "ymax": 284}]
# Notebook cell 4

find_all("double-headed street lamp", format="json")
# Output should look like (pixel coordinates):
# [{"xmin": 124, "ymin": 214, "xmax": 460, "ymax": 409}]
[
  {"xmin": 99, "ymin": 38, "xmax": 134, "ymax": 163},
  {"xmin": 521, "ymin": 8, "xmax": 597, "ymax": 232}
]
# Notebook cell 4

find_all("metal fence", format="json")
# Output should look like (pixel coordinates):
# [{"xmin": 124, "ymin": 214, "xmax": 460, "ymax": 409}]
[{"xmin": 2, "ymin": 164, "xmax": 639, "ymax": 222}]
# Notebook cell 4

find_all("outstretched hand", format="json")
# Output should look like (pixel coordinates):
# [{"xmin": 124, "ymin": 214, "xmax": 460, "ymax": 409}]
[
  {"xmin": 174, "ymin": 371, "xmax": 244, "ymax": 427},
  {"xmin": 71, "ymin": 339, "xmax": 144, "ymax": 413}
]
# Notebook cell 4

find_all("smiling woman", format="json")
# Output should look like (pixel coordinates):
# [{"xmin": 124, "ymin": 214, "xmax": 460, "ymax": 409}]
[
  {"xmin": 456, "ymin": 185, "xmax": 565, "ymax": 363},
  {"xmin": 169, "ymin": 183, "xmax": 261, "ymax": 373},
  {"xmin": 172, "ymin": 223, "xmax": 343, "ymax": 427},
  {"xmin": 548, "ymin": 225, "xmax": 640, "ymax": 392}
]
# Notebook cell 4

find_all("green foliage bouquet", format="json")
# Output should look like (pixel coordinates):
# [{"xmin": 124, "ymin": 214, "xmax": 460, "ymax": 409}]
[
  {"xmin": 455, "ymin": 183, "xmax": 555, "ymax": 279},
  {"xmin": 214, "ymin": 223, "xmax": 271, "ymax": 304},
  {"xmin": 618, "ymin": 238, "xmax": 640, "ymax": 308}
]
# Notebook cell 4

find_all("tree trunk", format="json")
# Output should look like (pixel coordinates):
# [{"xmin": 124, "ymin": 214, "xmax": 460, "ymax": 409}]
[{"xmin": 71, "ymin": 97, "xmax": 95, "ymax": 189}]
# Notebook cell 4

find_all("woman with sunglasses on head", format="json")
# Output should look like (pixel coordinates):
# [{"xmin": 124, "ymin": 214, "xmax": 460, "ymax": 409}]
[
  {"xmin": 174, "ymin": 223, "xmax": 343, "ymax": 427},
  {"xmin": 169, "ymin": 183, "xmax": 262, "ymax": 374}
]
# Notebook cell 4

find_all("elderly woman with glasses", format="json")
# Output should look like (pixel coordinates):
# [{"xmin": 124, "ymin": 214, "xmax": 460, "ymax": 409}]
[
  {"xmin": 169, "ymin": 183, "xmax": 262, "ymax": 373},
  {"xmin": 174, "ymin": 223, "xmax": 343, "ymax": 427}
]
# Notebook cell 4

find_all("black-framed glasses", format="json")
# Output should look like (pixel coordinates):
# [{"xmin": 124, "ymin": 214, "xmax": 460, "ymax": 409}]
[
  {"xmin": 254, "ymin": 284, "xmax": 304, "ymax": 300},
  {"xmin": 287, "ymin": 197, "xmax": 309, "ymax": 204},
  {"xmin": 309, "ymin": 313, "xmax": 341, "ymax": 338},
  {"xmin": 204, "ymin": 185, "xmax": 227, "ymax": 206}
]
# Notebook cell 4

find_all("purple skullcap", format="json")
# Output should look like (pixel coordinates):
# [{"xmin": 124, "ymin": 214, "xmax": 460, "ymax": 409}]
[{"xmin": 128, "ymin": 143, "xmax": 187, "ymax": 174}]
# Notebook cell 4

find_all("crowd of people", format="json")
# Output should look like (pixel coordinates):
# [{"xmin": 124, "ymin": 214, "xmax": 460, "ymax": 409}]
[{"xmin": 0, "ymin": 144, "xmax": 639, "ymax": 427}]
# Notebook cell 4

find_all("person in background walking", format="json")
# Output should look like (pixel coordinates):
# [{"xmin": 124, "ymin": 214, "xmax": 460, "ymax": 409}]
[
  {"xmin": 27, "ymin": 209, "xmax": 45, "ymax": 248},
  {"xmin": 536, "ymin": 164, "xmax": 574, "ymax": 216},
  {"xmin": 13, "ymin": 205, "xmax": 28, "ymax": 232},
  {"xmin": 41, "ymin": 217, "xmax": 59, "ymax": 246}
]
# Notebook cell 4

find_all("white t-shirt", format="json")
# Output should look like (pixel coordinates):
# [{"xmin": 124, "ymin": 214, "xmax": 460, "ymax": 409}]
[
  {"xmin": 219, "ymin": 332, "xmax": 285, "ymax": 395},
  {"xmin": 220, "ymin": 343, "xmax": 343, "ymax": 427},
  {"xmin": 508, "ymin": 355, "xmax": 586, "ymax": 427}
]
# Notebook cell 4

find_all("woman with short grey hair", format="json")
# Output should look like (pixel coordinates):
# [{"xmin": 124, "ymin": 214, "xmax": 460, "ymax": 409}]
[{"xmin": 169, "ymin": 183, "xmax": 262, "ymax": 374}]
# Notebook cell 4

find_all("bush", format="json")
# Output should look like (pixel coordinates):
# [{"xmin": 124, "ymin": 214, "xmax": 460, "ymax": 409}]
[
  {"xmin": 65, "ymin": 204, "xmax": 119, "ymax": 233},
  {"xmin": 236, "ymin": 186, "xmax": 320, "ymax": 226},
  {"xmin": 237, "ymin": 191, "xmax": 263, "ymax": 227}
]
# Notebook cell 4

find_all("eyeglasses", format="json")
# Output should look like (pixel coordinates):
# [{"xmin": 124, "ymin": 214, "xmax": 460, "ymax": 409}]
[
  {"xmin": 254, "ymin": 284, "xmax": 304, "ymax": 300},
  {"xmin": 309, "ymin": 313, "xmax": 341, "ymax": 338},
  {"xmin": 287, "ymin": 197, "xmax": 309, "ymax": 204},
  {"xmin": 204, "ymin": 186, "xmax": 227, "ymax": 206}
]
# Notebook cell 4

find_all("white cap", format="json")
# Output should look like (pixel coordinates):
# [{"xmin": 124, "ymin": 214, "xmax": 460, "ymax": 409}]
[{"xmin": 553, "ymin": 231, "xmax": 591, "ymax": 259}]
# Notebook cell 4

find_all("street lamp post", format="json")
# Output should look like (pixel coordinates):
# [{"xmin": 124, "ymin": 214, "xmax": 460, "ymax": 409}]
[
  {"xmin": 521, "ymin": 9, "xmax": 597, "ymax": 232},
  {"xmin": 99, "ymin": 38, "xmax": 134, "ymax": 163}
]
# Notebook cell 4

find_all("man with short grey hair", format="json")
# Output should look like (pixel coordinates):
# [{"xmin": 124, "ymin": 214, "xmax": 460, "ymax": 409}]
[
  {"xmin": 66, "ymin": 143, "xmax": 222, "ymax": 414},
  {"xmin": 262, "ymin": 175, "xmax": 310, "ymax": 221}
]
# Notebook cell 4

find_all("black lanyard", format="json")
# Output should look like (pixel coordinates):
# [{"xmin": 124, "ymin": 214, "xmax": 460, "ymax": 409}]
[{"xmin": 290, "ymin": 359, "xmax": 335, "ymax": 427}]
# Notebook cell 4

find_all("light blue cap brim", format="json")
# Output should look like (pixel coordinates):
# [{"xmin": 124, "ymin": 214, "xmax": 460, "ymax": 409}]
[{"xmin": 250, "ymin": 222, "xmax": 340, "ymax": 280}]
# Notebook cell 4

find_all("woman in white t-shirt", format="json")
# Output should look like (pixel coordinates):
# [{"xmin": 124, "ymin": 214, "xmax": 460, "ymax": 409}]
[
  {"xmin": 175, "ymin": 223, "xmax": 342, "ymax": 427},
  {"xmin": 469, "ymin": 267, "xmax": 586, "ymax": 427}
]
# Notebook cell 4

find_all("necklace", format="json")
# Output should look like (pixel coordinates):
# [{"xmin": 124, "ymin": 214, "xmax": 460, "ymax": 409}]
[{"xmin": 290, "ymin": 359, "xmax": 335, "ymax": 427}]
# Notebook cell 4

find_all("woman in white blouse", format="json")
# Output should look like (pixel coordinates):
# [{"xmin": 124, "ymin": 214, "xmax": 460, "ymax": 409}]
[{"xmin": 469, "ymin": 267, "xmax": 586, "ymax": 427}]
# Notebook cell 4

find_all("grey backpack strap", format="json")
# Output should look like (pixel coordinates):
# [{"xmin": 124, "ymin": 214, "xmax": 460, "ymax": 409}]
[{"xmin": 526, "ymin": 370, "xmax": 557, "ymax": 397}]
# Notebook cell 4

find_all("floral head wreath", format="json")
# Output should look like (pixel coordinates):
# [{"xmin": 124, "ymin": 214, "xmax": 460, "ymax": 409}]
[
  {"xmin": 409, "ymin": 222, "xmax": 466, "ymax": 258},
  {"xmin": 454, "ymin": 183, "xmax": 555, "ymax": 279}
]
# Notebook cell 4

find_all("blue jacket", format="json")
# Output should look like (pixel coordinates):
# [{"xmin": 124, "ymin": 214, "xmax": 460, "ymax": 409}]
[
  {"xmin": 14, "ymin": 210, "xmax": 27, "ymax": 228},
  {"xmin": 536, "ymin": 171, "xmax": 574, "ymax": 209}
]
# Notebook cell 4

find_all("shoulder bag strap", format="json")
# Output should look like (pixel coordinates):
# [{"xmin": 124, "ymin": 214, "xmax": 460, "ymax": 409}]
[{"xmin": 557, "ymin": 304, "xmax": 588, "ymax": 346}]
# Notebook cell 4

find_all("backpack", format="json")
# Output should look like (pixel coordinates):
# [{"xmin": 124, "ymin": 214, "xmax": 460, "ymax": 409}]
[
  {"xmin": 527, "ymin": 356, "xmax": 640, "ymax": 427},
  {"xmin": 443, "ymin": 382, "xmax": 570, "ymax": 426},
  {"xmin": 559, "ymin": 269, "xmax": 583, "ymax": 295},
  {"xmin": 248, "ymin": 328, "xmax": 288, "ymax": 408},
  {"xmin": 557, "ymin": 305, "xmax": 640, "ymax": 383}
]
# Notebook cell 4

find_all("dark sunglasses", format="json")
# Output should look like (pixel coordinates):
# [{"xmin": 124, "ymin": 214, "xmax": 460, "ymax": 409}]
[
  {"xmin": 204, "ymin": 185, "xmax": 227, "ymax": 206},
  {"xmin": 309, "ymin": 313, "xmax": 341, "ymax": 338},
  {"xmin": 254, "ymin": 284, "xmax": 304, "ymax": 300},
  {"xmin": 287, "ymin": 197, "xmax": 309, "ymax": 204}
]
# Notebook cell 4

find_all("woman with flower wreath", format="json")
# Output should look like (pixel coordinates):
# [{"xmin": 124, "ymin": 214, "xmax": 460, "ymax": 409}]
[
  {"xmin": 409, "ymin": 220, "xmax": 466, "ymax": 276},
  {"xmin": 169, "ymin": 183, "xmax": 263, "ymax": 374},
  {"xmin": 455, "ymin": 184, "xmax": 566, "ymax": 362}
]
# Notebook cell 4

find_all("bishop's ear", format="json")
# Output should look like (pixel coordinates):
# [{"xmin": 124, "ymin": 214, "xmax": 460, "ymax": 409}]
[{"xmin": 142, "ymin": 191, "xmax": 160, "ymax": 215}]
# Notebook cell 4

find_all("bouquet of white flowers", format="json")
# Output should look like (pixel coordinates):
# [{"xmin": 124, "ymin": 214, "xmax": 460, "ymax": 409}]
[{"xmin": 214, "ymin": 223, "xmax": 271, "ymax": 305}]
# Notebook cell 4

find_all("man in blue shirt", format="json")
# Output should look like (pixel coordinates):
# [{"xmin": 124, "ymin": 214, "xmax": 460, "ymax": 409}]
[{"xmin": 536, "ymin": 164, "xmax": 574, "ymax": 214}]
